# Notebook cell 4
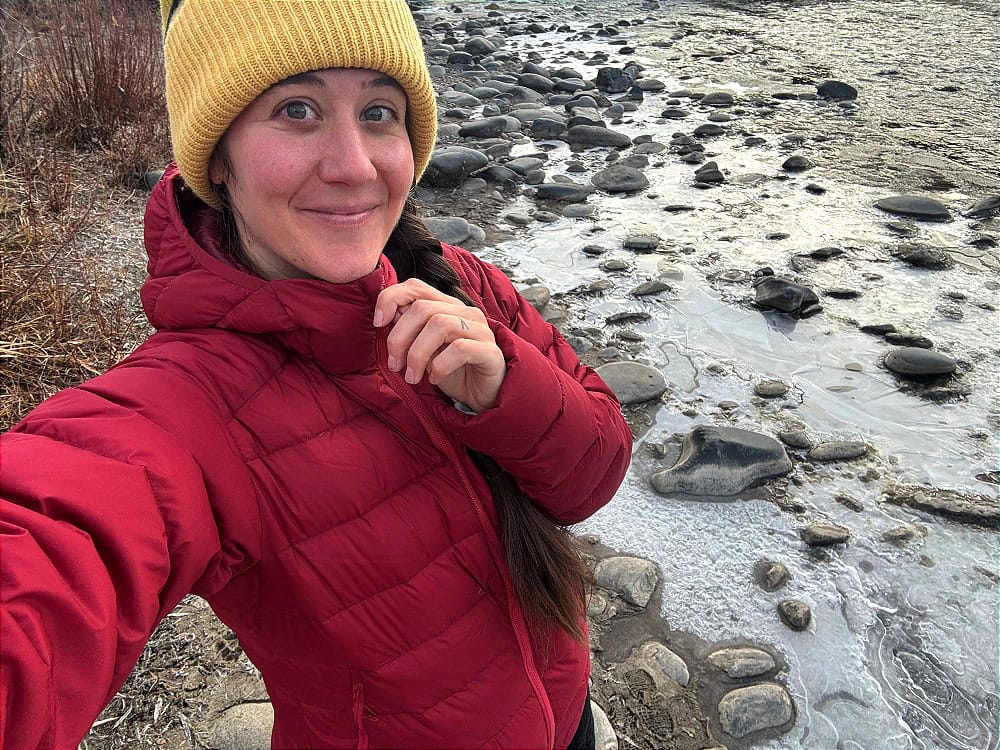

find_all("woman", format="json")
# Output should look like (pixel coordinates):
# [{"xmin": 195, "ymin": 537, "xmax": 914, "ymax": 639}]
[{"xmin": 0, "ymin": 1, "xmax": 632, "ymax": 748}]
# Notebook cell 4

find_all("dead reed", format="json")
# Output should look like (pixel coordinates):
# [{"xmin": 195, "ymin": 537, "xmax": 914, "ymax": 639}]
[{"xmin": 1, "ymin": 0, "xmax": 169, "ymax": 428}]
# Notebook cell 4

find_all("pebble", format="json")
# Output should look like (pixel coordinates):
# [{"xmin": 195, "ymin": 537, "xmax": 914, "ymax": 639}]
[
  {"xmin": 593, "ymin": 555, "xmax": 660, "ymax": 607},
  {"xmin": 884, "ymin": 347, "xmax": 957, "ymax": 377},
  {"xmin": 631, "ymin": 280, "xmax": 670, "ymax": 296},
  {"xmin": 754, "ymin": 559, "xmax": 792, "ymax": 591},
  {"xmin": 595, "ymin": 361, "xmax": 667, "ymax": 405},
  {"xmin": 591, "ymin": 165, "xmax": 649, "ymax": 193},
  {"xmin": 424, "ymin": 216, "xmax": 472, "ymax": 245},
  {"xmin": 422, "ymin": 147, "xmax": 489, "ymax": 187},
  {"xmin": 753, "ymin": 276, "xmax": 822, "ymax": 317},
  {"xmin": 534, "ymin": 182, "xmax": 596, "ymax": 201},
  {"xmin": 623, "ymin": 233, "xmax": 660, "ymax": 251},
  {"xmin": 718, "ymin": 683, "xmax": 794, "ymax": 737},
  {"xmin": 708, "ymin": 647, "xmax": 777, "ymax": 678},
  {"xmin": 566, "ymin": 124, "xmax": 632, "ymax": 148},
  {"xmin": 807, "ymin": 441, "xmax": 869, "ymax": 462},
  {"xmin": 782, "ymin": 155, "xmax": 814, "ymax": 172},
  {"xmin": 631, "ymin": 640, "xmax": 690, "ymax": 687},
  {"xmin": 816, "ymin": 80, "xmax": 858, "ymax": 100},
  {"xmin": 777, "ymin": 600, "xmax": 812, "ymax": 631},
  {"xmin": 754, "ymin": 379, "xmax": 790, "ymax": 398},
  {"xmin": 875, "ymin": 195, "xmax": 952, "ymax": 221},
  {"xmin": 801, "ymin": 521, "xmax": 851, "ymax": 546},
  {"xmin": 207, "ymin": 703, "xmax": 274, "ymax": 750}
]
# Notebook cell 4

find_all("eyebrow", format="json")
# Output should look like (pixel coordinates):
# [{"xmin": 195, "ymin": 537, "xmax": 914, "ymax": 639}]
[{"xmin": 267, "ymin": 72, "xmax": 406, "ymax": 95}]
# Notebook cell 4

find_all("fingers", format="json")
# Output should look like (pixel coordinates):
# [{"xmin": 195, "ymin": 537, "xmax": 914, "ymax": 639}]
[
  {"xmin": 373, "ymin": 278, "xmax": 453, "ymax": 328},
  {"xmin": 389, "ymin": 307, "xmax": 490, "ymax": 384}
]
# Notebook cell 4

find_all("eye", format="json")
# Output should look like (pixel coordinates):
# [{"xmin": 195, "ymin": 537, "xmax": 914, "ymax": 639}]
[
  {"xmin": 361, "ymin": 105, "xmax": 398, "ymax": 123},
  {"xmin": 282, "ymin": 101, "xmax": 316, "ymax": 121}
]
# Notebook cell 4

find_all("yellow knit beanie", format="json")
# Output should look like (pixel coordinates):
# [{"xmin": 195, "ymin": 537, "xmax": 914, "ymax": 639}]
[{"xmin": 160, "ymin": 0, "xmax": 437, "ymax": 209}]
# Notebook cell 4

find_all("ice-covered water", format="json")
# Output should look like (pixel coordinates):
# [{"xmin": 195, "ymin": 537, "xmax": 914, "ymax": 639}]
[{"xmin": 463, "ymin": 0, "xmax": 998, "ymax": 747}]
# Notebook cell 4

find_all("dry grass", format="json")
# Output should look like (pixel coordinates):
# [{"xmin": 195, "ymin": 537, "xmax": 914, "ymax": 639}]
[{"xmin": 0, "ymin": 0, "xmax": 169, "ymax": 428}]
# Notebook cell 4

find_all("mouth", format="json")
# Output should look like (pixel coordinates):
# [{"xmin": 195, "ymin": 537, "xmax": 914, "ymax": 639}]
[{"xmin": 301, "ymin": 206, "xmax": 377, "ymax": 227}]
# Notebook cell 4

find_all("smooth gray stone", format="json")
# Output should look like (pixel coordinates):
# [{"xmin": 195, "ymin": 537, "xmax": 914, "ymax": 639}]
[
  {"xmin": 458, "ymin": 116, "xmax": 520, "ymax": 138},
  {"xmin": 423, "ymin": 216, "xmax": 472, "ymax": 245},
  {"xmin": 708, "ymin": 647, "xmax": 776, "ymax": 678},
  {"xmin": 636, "ymin": 77, "xmax": 667, "ymax": 91},
  {"xmin": 596, "ymin": 361, "xmax": 667, "ymax": 405},
  {"xmin": 207, "ymin": 703, "xmax": 274, "ymax": 750},
  {"xmin": 891, "ymin": 244, "xmax": 955, "ymax": 270},
  {"xmin": 807, "ymin": 441, "xmax": 869, "ymax": 462},
  {"xmin": 782, "ymin": 155, "xmax": 813, "ymax": 171},
  {"xmin": 554, "ymin": 78, "xmax": 589, "ymax": 93},
  {"xmin": 754, "ymin": 379, "xmax": 790, "ymax": 398},
  {"xmin": 471, "ymin": 86, "xmax": 502, "ymax": 100},
  {"xmin": 518, "ymin": 72, "xmax": 555, "ymax": 93},
  {"xmin": 875, "ymin": 195, "xmax": 952, "ymax": 220},
  {"xmin": 505, "ymin": 85, "xmax": 545, "ymax": 104},
  {"xmin": 634, "ymin": 141, "xmax": 667, "ymax": 155},
  {"xmin": 700, "ymin": 91, "xmax": 735, "ymax": 106},
  {"xmin": 480, "ymin": 165, "xmax": 517, "ymax": 183},
  {"xmin": 422, "ymin": 147, "xmax": 489, "ymax": 187},
  {"xmin": 884, "ymin": 347, "xmax": 957, "ymax": 377},
  {"xmin": 694, "ymin": 123, "xmax": 725, "ymax": 137},
  {"xmin": 504, "ymin": 156, "xmax": 547, "ymax": 175},
  {"xmin": 963, "ymin": 194, "xmax": 1000, "ymax": 217},
  {"xmin": 567, "ymin": 112, "xmax": 606, "ymax": 129},
  {"xmin": 596, "ymin": 66, "xmax": 637, "ymax": 93},
  {"xmin": 623, "ymin": 234, "xmax": 660, "ymax": 251},
  {"xmin": 778, "ymin": 430, "xmax": 813, "ymax": 450},
  {"xmin": 464, "ymin": 37, "xmax": 497, "ymax": 56},
  {"xmin": 778, "ymin": 600, "xmax": 812, "ymax": 631},
  {"xmin": 753, "ymin": 276, "xmax": 821, "ymax": 316},
  {"xmin": 593, "ymin": 556, "xmax": 659, "ymax": 607},
  {"xmin": 817, "ymin": 79, "xmax": 858, "ymax": 100},
  {"xmin": 441, "ymin": 90, "xmax": 482, "ymax": 108},
  {"xmin": 519, "ymin": 284, "xmax": 551, "ymax": 311},
  {"xmin": 566, "ymin": 125, "xmax": 632, "ymax": 148},
  {"xmin": 592, "ymin": 701, "xmax": 618, "ymax": 750},
  {"xmin": 534, "ymin": 182, "xmax": 595, "ymax": 202},
  {"xmin": 660, "ymin": 107, "xmax": 689, "ymax": 119},
  {"xmin": 530, "ymin": 118, "xmax": 568, "ymax": 139},
  {"xmin": 591, "ymin": 165, "xmax": 648, "ymax": 193},
  {"xmin": 506, "ymin": 107, "xmax": 566, "ymax": 125},
  {"xmin": 631, "ymin": 280, "xmax": 670, "ymax": 296},
  {"xmin": 801, "ymin": 521, "xmax": 850, "ymax": 546},
  {"xmin": 650, "ymin": 426, "xmax": 792, "ymax": 497},
  {"xmin": 563, "ymin": 203, "xmax": 595, "ymax": 218},
  {"xmin": 718, "ymin": 684, "xmax": 794, "ymax": 738},
  {"xmin": 632, "ymin": 640, "xmax": 690, "ymax": 686}
]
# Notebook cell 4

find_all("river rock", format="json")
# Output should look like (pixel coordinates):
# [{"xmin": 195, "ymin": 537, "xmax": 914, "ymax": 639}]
[
  {"xmin": 875, "ymin": 195, "xmax": 952, "ymax": 221},
  {"xmin": 701, "ymin": 91, "xmax": 735, "ymax": 106},
  {"xmin": 778, "ymin": 429, "xmax": 813, "ymax": 450},
  {"xmin": 505, "ymin": 156, "xmax": 546, "ymax": 175},
  {"xmin": 623, "ymin": 233, "xmax": 660, "ymax": 251},
  {"xmin": 592, "ymin": 165, "xmax": 649, "ymax": 193},
  {"xmin": 593, "ymin": 701, "xmax": 618, "ymax": 750},
  {"xmin": 563, "ymin": 203, "xmax": 595, "ymax": 218},
  {"xmin": 884, "ymin": 484, "xmax": 998, "ymax": 528},
  {"xmin": 530, "ymin": 118, "xmax": 568, "ymax": 139},
  {"xmin": 694, "ymin": 161, "xmax": 726, "ymax": 184},
  {"xmin": 777, "ymin": 600, "xmax": 812, "ymax": 631},
  {"xmin": 754, "ymin": 379, "xmax": 790, "ymax": 398},
  {"xmin": 519, "ymin": 284, "xmax": 551, "ymax": 311},
  {"xmin": 464, "ymin": 36, "xmax": 497, "ymax": 57},
  {"xmin": 458, "ymin": 116, "xmax": 520, "ymax": 138},
  {"xmin": 708, "ymin": 647, "xmax": 776, "ymax": 678},
  {"xmin": 422, "ymin": 147, "xmax": 489, "ymax": 187},
  {"xmin": 423, "ymin": 216, "xmax": 472, "ymax": 245},
  {"xmin": 207, "ymin": 702, "xmax": 274, "ymax": 750},
  {"xmin": 891, "ymin": 244, "xmax": 955, "ymax": 270},
  {"xmin": 718, "ymin": 684, "xmax": 794, "ymax": 738},
  {"xmin": 649, "ymin": 426, "xmax": 793, "ymax": 497},
  {"xmin": 518, "ymin": 72, "xmax": 555, "ymax": 93},
  {"xmin": 753, "ymin": 276, "xmax": 822, "ymax": 316},
  {"xmin": 534, "ymin": 182, "xmax": 595, "ymax": 202},
  {"xmin": 593, "ymin": 556, "xmax": 659, "ymax": 608},
  {"xmin": 963, "ymin": 194, "xmax": 1000, "ymax": 217},
  {"xmin": 632, "ymin": 280, "xmax": 671, "ymax": 296},
  {"xmin": 801, "ymin": 521, "xmax": 850, "ymax": 546},
  {"xmin": 630, "ymin": 640, "xmax": 690, "ymax": 687},
  {"xmin": 694, "ymin": 123, "xmax": 725, "ymax": 137},
  {"xmin": 567, "ymin": 125, "xmax": 632, "ymax": 148},
  {"xmin": 754, "ymin": 559, "xmax": 791, "ymax": 591},
  {"xmin": 817, "ymin": 80, "xmax": 858, "ymax": 100},
  {"xmin": 595, "ymin": 361, "xmax": 667, "ymax": 405},
  {"xmin": 596, "ymin": 66, "xmax": 638, "ymax": 93},
  {"xmin": 807, "ymin": 441, "xmax": 869, "ymax": 462},
  {"xmin": 884, "ymin": 347, "xmax": 957, "ymax": 377},
  {"xmin": 782, "ymin": 155, "xmax": 813, "ymax": 172}
]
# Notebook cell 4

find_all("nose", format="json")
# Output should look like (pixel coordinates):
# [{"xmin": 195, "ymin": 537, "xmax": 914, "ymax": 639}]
[{"xmin": 316, "ymin": 120, "xmax": 378, "ymax": 185}]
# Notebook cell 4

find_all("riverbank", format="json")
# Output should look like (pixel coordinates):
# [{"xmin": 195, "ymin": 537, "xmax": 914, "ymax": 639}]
[{"xmin": 76, "ymin": 0, "xmax": 998, "ymax": 748}]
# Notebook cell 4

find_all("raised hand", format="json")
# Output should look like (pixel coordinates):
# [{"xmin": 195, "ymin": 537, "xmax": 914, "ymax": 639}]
[{"xmin": 373, "ymin": 278, "xmax": 507, "ymax": 413}]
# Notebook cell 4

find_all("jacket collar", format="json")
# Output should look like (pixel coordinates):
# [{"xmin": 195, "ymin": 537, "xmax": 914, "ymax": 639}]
[{"xmin": 141, "ymin": 163, "xmax": 396, "ymax": 377}]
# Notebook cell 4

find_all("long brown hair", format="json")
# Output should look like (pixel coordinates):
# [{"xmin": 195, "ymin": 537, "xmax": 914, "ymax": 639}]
[
  {"xmin": 212, "ymin": 178, "xmax": 590, "ymax": 642},
  {"xmin": 384, "ymin": 198, "xmax": 591, "ymax": 643}
]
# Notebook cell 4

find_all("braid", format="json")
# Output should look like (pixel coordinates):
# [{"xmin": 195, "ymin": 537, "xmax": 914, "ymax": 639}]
[{"xmin": 386, "ymin": 199, "xmax": 590, "ymax": 643}]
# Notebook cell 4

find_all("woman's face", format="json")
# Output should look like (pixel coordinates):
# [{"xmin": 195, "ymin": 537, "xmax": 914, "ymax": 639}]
[{"xmin": 210, "ymin": 68, "xmax": 414, "ymax": 283}]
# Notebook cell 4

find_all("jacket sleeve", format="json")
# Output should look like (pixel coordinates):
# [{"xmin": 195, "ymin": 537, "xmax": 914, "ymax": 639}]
[
  {"xmin": 0, "ymin": 362, "xmax": 255, "ymax": 750},
  {"xmin": 431, "ymin": 246, "xmax": 633, "ymax": 525}
]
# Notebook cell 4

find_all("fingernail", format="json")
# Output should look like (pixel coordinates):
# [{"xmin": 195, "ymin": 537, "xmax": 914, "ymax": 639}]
[
  {"xmin": 405, "ymin": 367, "xmax": 417, "ymax": 383},
  {"xmin": 387, "ymin": 354, "xmax": 398, "ymax": 370},
  {"xmin": 373, "ymin": 309, "xmax": 383, "ymax": 327}
]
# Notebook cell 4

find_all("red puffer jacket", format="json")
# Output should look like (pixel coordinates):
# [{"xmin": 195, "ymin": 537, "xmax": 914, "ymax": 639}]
[{"xmin": 0, "ymin": 165, "xmax": 631, "ymax": 749}]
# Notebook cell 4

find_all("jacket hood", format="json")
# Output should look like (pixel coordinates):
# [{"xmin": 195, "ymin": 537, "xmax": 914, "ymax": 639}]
[{"xmin": 141, "ymin": 163, "xmax": 396, "ymax": 376}]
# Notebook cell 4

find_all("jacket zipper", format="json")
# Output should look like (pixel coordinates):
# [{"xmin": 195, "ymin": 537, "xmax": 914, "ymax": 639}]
[{"xmin": 373, "ymin": 323, "xmax": 555, "ymax": 749}]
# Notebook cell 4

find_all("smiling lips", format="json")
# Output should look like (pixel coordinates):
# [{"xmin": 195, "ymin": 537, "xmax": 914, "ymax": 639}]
[{"xmin": 301, "ymin": 205, "xmax": 378, "ymax": 226}]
